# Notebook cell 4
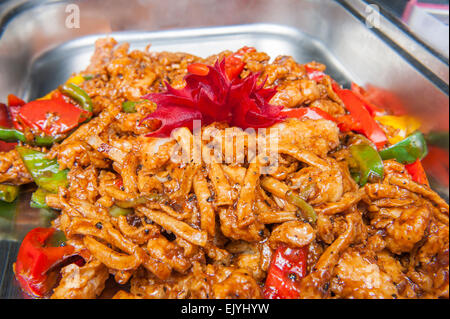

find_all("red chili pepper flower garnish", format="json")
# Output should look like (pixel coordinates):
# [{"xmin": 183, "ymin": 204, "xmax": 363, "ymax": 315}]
[{"xmin": 141, "ymin": 58, "xmax": 285, "ymax": 137}]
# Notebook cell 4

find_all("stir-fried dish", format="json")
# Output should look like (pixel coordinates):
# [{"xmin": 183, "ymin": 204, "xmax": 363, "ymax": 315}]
[{"xmin": 0, "ymin": 38, "xmax": 448, "ymax": 299}]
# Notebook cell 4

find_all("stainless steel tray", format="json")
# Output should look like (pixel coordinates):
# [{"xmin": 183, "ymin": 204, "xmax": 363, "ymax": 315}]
[{"xmin": 0, "ymin": 0, "xmax": 448, "ymax": 299}]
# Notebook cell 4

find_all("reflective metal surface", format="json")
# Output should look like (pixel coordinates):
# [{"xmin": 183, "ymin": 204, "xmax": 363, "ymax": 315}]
[
  {"xmin": 343, "ymin": 0, "xmax": 448, "ymax": 84},
  {"xmin": 0, "ymin": 0, "xmax": 448, "ymax": 299},
  {"xmin": 365, "ymin": 0, "xmax": 449, "ymax": 60}
]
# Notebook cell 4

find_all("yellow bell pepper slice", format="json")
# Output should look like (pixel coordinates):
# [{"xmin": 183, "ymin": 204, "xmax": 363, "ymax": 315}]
[
  {"xmin": 375, "ymin": 115, "xmax": 421, "ymax": 145},
  {"xmin": 65, "ymin": 75, "xmax": 85, "ymax": 86}
]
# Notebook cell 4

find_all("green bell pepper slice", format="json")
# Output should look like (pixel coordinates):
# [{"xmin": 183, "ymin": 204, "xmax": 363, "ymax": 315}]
[
  {"xmin": 30, "ymin": 188, "xmax": 51, "ymax": 209},
  {"xmin": 0, "ymin": 127, "xmax": 64, "ymax": 147},
  {"xmin": 0, "ymin": 127, "xmax": 26, "ymax": 143},
  {"xmin": 379, "ymin": 131, "xmax": 428, "ymax": 164},
  {"xmin": 286, "ymin": 190, "xmax": 317, "ymax": 223},
  {"xmin": 109, "ymin": 205, "xmax": 133, "ymax": 217},
  {"xmin": 60, "ymin": 83, "xmax": 93, "ymax": 113},
  {"xmin": 16, "ymin": 146, "xmax": 68, "ymax": 193},
  {"xmin": 33, "ymin": 135, "xmax": 64, "ymax": 147},
  {"xmin": 115, "ymin": 194, "xmax": 162, "ymax": 208},
  {"xmin": 0, "ymin": 184, "xmax": 19, "ymax": 203},
  {"xmin": 122, "ymin": 101, "xmax": 138, "ymax": 113},
  {"xmin": 121, "ymin": 100, "xmax": 152, "ymax": 113},
  {"xmin": 349, "ymin": 143, "xmax": 384, "ymax": 186}
]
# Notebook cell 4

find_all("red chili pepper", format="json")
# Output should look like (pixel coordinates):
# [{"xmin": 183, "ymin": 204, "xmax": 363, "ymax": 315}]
[
  {"xmin": 187, "ymin": 63, "xmax": 210, "ymax": 76},
  {"xmin": 14, "ymin": 227, "xmax": 74, "ymax": 297},
  {"xmin": 264, "ymin": 245, "xmax": 308, "ymax": 299},
  {"xmin": 405, "ymin": 160, "xmax": 429, "ymax": 186},
  {"xmin": 18, "ymin": 92, "xmax": 90, "ymax": 136},
  {"xmin": 281, "ymin": 107, "xmax": 335, "ymax": 122},
  {"xmin": 333, "ymin": 85, "xmax": 388, "ymax": 149}
]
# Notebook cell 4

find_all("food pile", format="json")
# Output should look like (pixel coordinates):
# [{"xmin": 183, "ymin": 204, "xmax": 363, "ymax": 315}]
[{"xmin": 0, "ymin": 38, "xmax": 448, "ymax": 299}]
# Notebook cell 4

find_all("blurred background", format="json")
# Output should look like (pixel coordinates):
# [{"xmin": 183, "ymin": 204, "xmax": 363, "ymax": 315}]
[{"xmin": 371, "ymin": 0, "xmax": 449, "ymax": 59}]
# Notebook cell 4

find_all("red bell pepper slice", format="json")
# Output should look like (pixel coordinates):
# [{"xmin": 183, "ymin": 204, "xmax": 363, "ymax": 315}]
[
  {"xmin": 264, "ymin": 245, "xmax": 308, "ymax": 299},
  {"xmin": 188, "ymin": 46, "xmax": 256, "ymax": 84},
  {"xmin": 6, "ymin": 94, "xmax": 26, "ymax": 130},
  {"xmin": 18, "ymin": 92, "xmax": 90, "ymax": 136},
  {"xmin": 405, "ymin": 160, "xmax": 429, "ymax": 186},
  {"xmin": 334, "ymin": 86, "xmax": 387, "ymax": 149},
  {"xmin": 281, "ymin": 106, "xmax": 335, "ymax": 122},
  {"xmin": 305, "ymin": 65, "xmax": 325, "ymax": 82},
  {"xmin": 188, "ymin": 58, "xmax": 245, "ymax": 80},
  {"xmin": 7, "ymin": 94, "xmax": 26, "ymax": 107},
  {"xmin": 14, "ymin": 227, "xmax": 75, "ymax": 297},
  {"xmin": 0, "ymin": 140, "xmax": 17, "ymax": 152},
  {"xmin": 335, "ymin": 114, "xmax": 363, "ymax": 132},
  {"xmin": 0, "ymin": 143, "xmax": 14, "ymax": 153},
  {"xmin": 361, "ymin": 85, "xmax": 407, "ymax": 116},
  {"xmin": 224, "ymin": 47, "xmax": 255, "ymax": 81},
  {"xmin": 1, "ymin": 103, "xmax": 12, "ymax": 129},
  {"xmin": 281, "ymin": 106, "xmax": 369, "ymax": 137},
  {"xmin": 0, "ymin": 102, "xmax": 18, "ymax": 152},
  {"xmin": 224, "ymin": 56, "xmax": 245, "ymax": 81},
  {"xmin": 350, "ymin": 83, "xmax": 385, "ymax": 116},
  {"xmin": 422, "ymin": 146, "xmax": 449, "ymax": 187}
]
